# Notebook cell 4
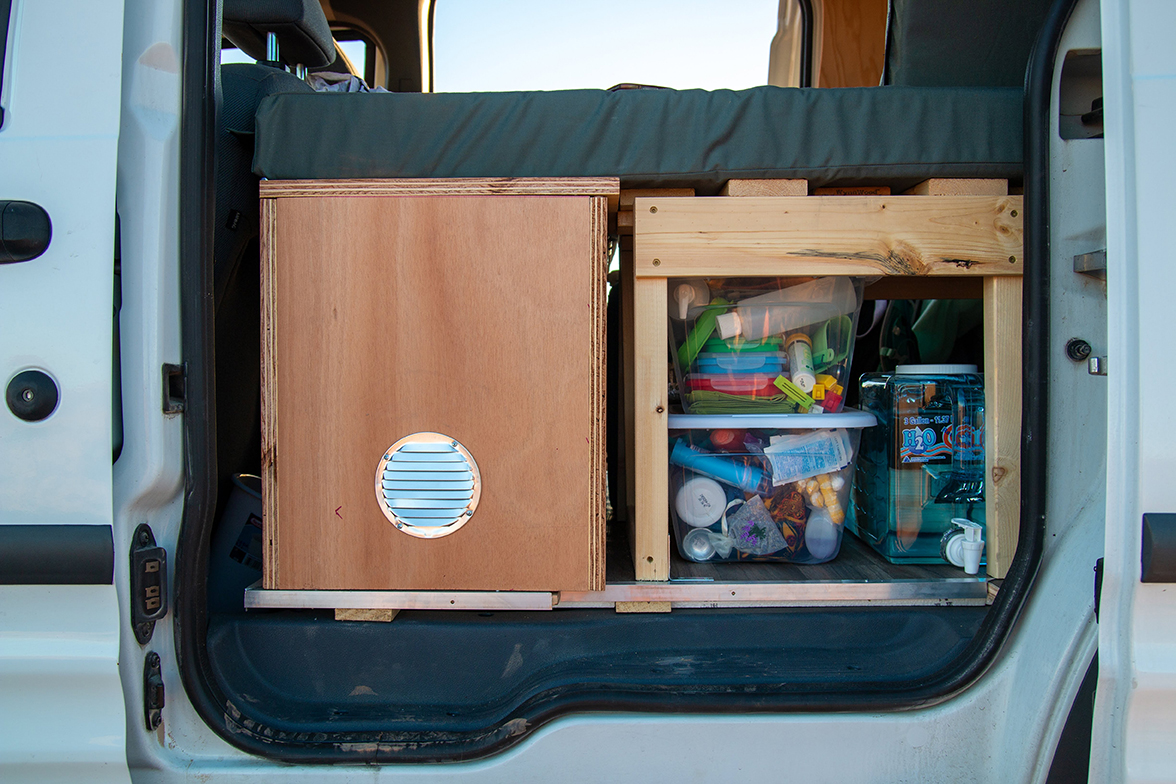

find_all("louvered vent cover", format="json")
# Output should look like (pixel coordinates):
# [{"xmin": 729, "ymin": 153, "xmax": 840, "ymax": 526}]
[{"xmin": 374, "ymin": 433, "xmax": 482, "ymax": 539}]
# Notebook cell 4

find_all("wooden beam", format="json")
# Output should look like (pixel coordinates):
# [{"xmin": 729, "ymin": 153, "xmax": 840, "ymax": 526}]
[
  {"xmin": 335, "ymin": 608, "xmax": 398, "ymax": 622},
  {"xmin": 905, "ymin": 178, "xmax": 1009, "ymax": 197},
  {"xmin": 719, "ymin": 178, "xmax": 808, "ymax": 197},
  {"xmin": 633, "ymin": 195, "xmax": 1023, "ymax": 278},
  {"xmin": 615, "ymin": 601, "xmax": 671, "ymax": 613},
  {"xmin": 260, "ymin": 177, "xmax": 621, "ymax": 211},
  {"xmin": 632, "ymin": 276, "xmax": 670, "ymax": 581},
  {"xmin": 984, "ymin": 276, "xmax": 1022, "ymax": 579},
  {"xmin": 617, "ymin": 189, "xmax": 694, "ymax": 235},
  {"xmin": 260, "ymin": 198, "xmax": 279, "ymax": 589},
  {"xmin": 619, "ymin": 188, "xmax": 695, "ymax": 209}
]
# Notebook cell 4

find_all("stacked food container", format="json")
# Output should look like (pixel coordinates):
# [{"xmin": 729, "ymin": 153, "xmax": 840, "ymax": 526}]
[
  {"xmin": 666, "ymin": 277, "xmax": 874, "ymax": 564},
  {"xmin": 669, "ymin": 276, "xmax": 864, "ymax": 416}
]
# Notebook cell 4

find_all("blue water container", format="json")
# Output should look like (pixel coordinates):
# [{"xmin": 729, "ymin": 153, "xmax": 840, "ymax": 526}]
[{"xmin": 850, "ymin": 364, "xmax": 986, "ymax": 563}]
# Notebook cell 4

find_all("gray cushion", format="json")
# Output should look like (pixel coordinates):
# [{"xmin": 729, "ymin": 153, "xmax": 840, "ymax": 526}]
[
  {"xmin": 252, "ymin": 86, "xmax": 1024, "ymax": 192},
  {"xmin": 223, "ymin": 0, "xmax": 335, "ymax": 69}
]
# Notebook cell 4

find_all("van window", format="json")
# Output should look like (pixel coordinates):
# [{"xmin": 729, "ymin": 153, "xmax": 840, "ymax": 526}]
[{"xmin": 433, "ymin": 0, "xmax": 778, "ymax": 91}]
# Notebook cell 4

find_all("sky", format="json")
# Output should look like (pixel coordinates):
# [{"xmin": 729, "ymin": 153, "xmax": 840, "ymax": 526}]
[{"xmin": 432, "ymin": 0, "xmax": 779, "ymax": 93}]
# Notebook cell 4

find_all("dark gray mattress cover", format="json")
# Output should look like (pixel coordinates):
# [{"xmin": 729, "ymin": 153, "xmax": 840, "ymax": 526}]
[{"xmin": 253, "ymin": 86, "xmax": 1023, "ymax": 191}]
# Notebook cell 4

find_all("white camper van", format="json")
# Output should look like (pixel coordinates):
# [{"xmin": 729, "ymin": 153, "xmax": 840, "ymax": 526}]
[{"xmin": 0, "ymin": 0, "xmax": 1171, "ymax": 781}]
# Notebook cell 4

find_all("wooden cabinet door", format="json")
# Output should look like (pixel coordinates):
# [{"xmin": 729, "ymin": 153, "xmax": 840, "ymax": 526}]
[{"xmin": 260, "ymin": 180, "xmax": 613, "ymax": 591}]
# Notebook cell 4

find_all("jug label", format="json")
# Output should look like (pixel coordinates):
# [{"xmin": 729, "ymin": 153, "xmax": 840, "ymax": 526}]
[{"xmin": 897, "ymin": 412, "xmax": 952, "ymax": 466}]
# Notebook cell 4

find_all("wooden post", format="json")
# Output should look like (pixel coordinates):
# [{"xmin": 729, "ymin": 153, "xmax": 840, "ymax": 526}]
[
  {"xmin": 984, "ymin": 276, "xmax": 1022, "ymax": 579},
  {"xmin": 632, "ymin": 275, "xmax": 669, "ymax": 581}
]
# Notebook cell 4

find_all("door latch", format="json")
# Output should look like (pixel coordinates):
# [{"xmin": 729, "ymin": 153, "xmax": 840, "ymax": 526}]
[
  {"xmin": 143, "ymin": 651, "xmax": 164, "ymax": 731},
  {"xmin": 130, "ymin": 524, "xmax": 167, "ymax": 644}
]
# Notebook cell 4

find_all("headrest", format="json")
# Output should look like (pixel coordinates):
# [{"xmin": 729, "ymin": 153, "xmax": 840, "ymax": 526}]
[{"xmin": 223, "ymin": 0, "xmax": 336, "ymax": 69}]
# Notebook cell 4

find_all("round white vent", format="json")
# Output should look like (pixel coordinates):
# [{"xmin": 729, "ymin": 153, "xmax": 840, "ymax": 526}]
[{"xmin": 374, "ymin": 433, "xmax": 481, "ymax": 539}]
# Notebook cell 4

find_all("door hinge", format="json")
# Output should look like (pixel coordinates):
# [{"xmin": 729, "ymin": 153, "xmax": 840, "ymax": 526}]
[
  {"xmin": 131, "ymin": 524, "xmax": 167, "ymax": 644},
  {"xmin": 143, "ymin": 651, "xmax": 164, "ymax": 731}
]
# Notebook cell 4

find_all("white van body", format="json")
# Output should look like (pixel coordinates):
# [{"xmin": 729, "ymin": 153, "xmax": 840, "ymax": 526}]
[{"xmin": 0, "ymin": 0, "xmax": 1172, "ymax": 780}]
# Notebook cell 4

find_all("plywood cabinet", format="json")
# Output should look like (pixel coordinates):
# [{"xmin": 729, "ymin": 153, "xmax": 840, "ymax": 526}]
[{"xmin": 259, "ymin": 178, "xmax": 617, "ymax": 592}]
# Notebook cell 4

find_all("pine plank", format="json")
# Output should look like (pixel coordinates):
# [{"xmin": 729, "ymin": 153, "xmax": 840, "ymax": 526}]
[
  {"xmin": 632, "ymin": 276, "xmax": 670, "ymax": 581},
  {"xmin": 905, "ymin": 178, "xmax": 1009, "ymax": 197},
  {"xmin": 984, "ymin": 276, "xmax": 1023, "ymax": 579},
  {"xmin": 719, "ymin": 179, "xmax": 808, "ymax": 197},
  {"xmin": 633, "ymin": 195, "xmax": 1024, "ymax": 278}
]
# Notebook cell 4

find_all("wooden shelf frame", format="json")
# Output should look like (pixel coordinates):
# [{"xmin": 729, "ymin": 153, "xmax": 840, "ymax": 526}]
[{"xmin": 627, "ymin": 180, "xmax": 1024, "ymax": 581}]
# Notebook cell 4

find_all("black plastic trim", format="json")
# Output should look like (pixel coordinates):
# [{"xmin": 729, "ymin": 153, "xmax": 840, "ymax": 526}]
[
  {"xmin": 1141, "ymin": 513, "xmax": 1176, "ymax": 582},
  {"xmin": 0, "ymin": 524, "xmax": 114, "ymax": 585},
  {"xmin": 797, "ymin": 0, "xmax": 814, "ymax": 88},
  {"xmin": 175, "ymin": 0, "xmax": 1073, "ymax": 764},
  {"xmin": 0, "ymin": 0, "xmax": 10, "ymax": 126}
]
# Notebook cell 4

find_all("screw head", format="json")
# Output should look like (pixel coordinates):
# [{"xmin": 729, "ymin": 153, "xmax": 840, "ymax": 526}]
[{"xmin": 649, "ymin": 206, "xmax": 658, "ymax": 213}]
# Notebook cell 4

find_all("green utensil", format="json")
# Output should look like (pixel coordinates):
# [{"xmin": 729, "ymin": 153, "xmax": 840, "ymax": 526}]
[{"xmin": 678, "ymin": 298, "xmax": 731, "ymax": 369}]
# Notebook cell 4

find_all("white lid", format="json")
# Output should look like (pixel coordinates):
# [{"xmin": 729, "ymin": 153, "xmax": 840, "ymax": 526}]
[
  {"xmin": 668, "ymin": 408, "xmax": 876, "ymax": 430},
  {"xmin": 895, "ymin": 364, "xmax": 979, "ymax": 375},
  {"xmin": 674, "ymin": 476, "xmax": 727, "ymax": 527},
  {"xmin": 714, "ymin": 311, "xmax": 741, "ymax": 339}
]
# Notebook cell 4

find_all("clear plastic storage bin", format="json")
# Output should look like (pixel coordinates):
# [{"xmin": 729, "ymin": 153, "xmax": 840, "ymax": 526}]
[
  {"xmin": 851, "ymin": 364, "xmax": 986, "ymax": 564},
  {"xmin": 669, "ymin": 410, "xmax": 876, "ymax": 564},
  {"xmin": 669, "ymin": 277, "xmax": 865, "ymax": 414}
]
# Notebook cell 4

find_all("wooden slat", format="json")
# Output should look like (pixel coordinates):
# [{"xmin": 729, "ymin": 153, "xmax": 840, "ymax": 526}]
[
  {"xmin": 632, "ymin": 276, "xmax": 669, "ymax": 581},
  {"xmin": 905, "ymin": 178, "xmax": 1009, "ymax": 197},
  {"xmin": 984, "ymin": 275, "xmax": 1023, "ymax": 579},
  {"xmin": 633, "ymin": 195, "xmax": 1024, "ymax": 277},
  {"xmin": 335, "ymin": 608, "xmax": 398, "ymax": 622},
  {"xmin": 591, "ymin": 196, "xmax": 609, "ymax": 590},
  {"xmin": 260, "ymin": 177, "xmax": 620, "ymax": 209},
  {"xmin": 617, "ymin": 189, "xmax": 694, "ymax": 235},
  {"xmin": 719, "ymin": 179, "xmax": 808, "ymax": 197},
  {"xmin": 619, "ymin": 188, "xmax": 695, "ymax": 209},
  {"xmin": 260, "ymin": 198, "xmax": 279, "ymax": 589},
  {"xmin": 615, "ymin": 601, "xmax": 671, "ymax": 613},
  {"xmin": 813, "ymin": 186, "xmax": 891, "ymax": 195}
]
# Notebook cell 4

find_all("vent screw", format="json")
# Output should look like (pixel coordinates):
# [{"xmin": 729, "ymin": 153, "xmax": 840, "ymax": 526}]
[{"xmin": 1065, "ymin": 338, "xmax": 1093, "ymax": 362}]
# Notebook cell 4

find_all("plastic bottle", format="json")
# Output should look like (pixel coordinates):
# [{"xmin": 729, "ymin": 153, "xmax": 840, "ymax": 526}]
[
  {"xmin": 714, "ymin": 277, "xmax": 859, "ymax": 341},
  {"xmin": 784, "ymin": 333, "xmax": 816, "ymax": 392},
  {"xmin": 670, "ymin": 439, "xmax": 768, "ymax": 494}
]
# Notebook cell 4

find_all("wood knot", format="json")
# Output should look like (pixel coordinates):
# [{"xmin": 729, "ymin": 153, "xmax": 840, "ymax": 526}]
[{"xmin": 991, "ymin": 465, "xmax": 1009, "ymax": 484}]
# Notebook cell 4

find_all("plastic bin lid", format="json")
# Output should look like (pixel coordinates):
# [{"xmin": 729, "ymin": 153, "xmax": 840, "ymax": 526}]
[
  {"xmin": 894, "ymin": 364, "xmax": 979, "ymax": 375},
  {"xmin": 667, "ymin": 408, "xmax": 876, "ymax": 429}
]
